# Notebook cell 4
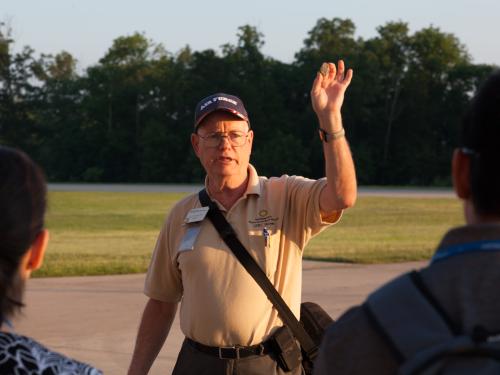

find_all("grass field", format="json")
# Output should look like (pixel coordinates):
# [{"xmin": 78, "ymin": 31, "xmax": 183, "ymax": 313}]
[
  {"xmin": 305, "ymin": 196, "xmax": 463, "ymax": 263},
  {"xmin": 36, "ymin": 192, "xmax": 464, "ymax": 277}
]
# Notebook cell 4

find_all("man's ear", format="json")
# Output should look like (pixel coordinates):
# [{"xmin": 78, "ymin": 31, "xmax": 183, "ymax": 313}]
[
  {"xmin": 248, "ymin": 129, "xmax": 254, "ymax": 145},
  {"xmin": 21, "ymin": 229, "xmax": 49, "ymax": 278},
  {"xmin": 452, "ymin": 149, "xmax": 471, "ymax": 200},
  {"xmin": 191, "ymin": 133, "xmax": 201, "ymax": 158}
]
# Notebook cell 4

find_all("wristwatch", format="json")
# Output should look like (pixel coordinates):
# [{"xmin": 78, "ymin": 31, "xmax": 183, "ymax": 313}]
[{"xmin": 318, "ymin": 127, "xmax": 345, "ymax": 143}]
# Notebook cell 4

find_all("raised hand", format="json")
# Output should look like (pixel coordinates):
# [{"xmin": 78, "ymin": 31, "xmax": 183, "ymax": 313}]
[{"xmin": 311, "ymin": 60, "xmax": 353, "ymax": 123}]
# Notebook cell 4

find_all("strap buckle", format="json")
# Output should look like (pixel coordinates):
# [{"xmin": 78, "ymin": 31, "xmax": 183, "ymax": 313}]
[
  {"xmin": 258, "ymin": 343, "xmax": 265, "ymax": 355},
  {"xmin": 218, "ymin": 345, "xmax": 240, "ymax": 359}
]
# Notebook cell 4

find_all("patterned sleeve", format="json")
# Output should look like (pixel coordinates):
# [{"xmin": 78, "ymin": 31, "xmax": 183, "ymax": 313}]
[{"xmin": 0, "ymin": 332, "xmax": 103, "ymax": 374}]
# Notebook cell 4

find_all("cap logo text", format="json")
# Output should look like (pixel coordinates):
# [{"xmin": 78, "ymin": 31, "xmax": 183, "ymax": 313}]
[{"xmin": 199, "ymin": 96, "xmax": 237, "ymax": 111}]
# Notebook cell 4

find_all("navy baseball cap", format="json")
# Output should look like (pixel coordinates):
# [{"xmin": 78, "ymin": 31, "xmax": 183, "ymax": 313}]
[{"xmin": 194, "ymin": 93, "xmax": 249, "ymax": 130}]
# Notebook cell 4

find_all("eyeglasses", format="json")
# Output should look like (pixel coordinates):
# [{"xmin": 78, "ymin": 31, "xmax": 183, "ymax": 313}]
[{"xmin": 197, "ymin": 131, "xmax": 249, "ymax": 147}]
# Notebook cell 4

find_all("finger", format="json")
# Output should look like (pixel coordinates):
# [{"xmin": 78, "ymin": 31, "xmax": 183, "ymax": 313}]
[
  {"xmin": 337, "ymin": 60, "xmax": 345, "ymax": 81},
  {"xmin": 328, "ymin": 62, "xmax": 336, "ymax": 79},
  {"xmin": 325, "ymin": 62, "xmax": 336, "ymax": 87},
  {"xmin": 343, "ymin": 68, "xmax": 354, "ymax": 86},
  {"xmin": 311, "ymin": 72, "xmax": 323, "ymax": 96}
]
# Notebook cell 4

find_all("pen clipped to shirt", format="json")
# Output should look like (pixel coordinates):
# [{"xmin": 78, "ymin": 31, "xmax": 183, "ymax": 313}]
[{"xmin": 263, "ymin": 227, "xmax": 270, "ymax": 248}]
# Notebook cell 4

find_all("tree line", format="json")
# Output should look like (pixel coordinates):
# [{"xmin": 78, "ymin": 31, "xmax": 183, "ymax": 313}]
[{"xmin": 0, "ymin": 18, "xmax": 496, "ymax": 185}]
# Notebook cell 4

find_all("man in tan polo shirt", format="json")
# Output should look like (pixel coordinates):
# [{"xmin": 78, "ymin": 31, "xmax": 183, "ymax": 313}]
[{"xmin": 128, "ymin": 60, "xmax": 357, "ymax": 375}]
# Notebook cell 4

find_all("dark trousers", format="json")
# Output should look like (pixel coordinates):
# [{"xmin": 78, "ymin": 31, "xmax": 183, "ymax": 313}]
[{"xmin": 172, "ymin": 339, "xmax": 304, "ymax": 375}]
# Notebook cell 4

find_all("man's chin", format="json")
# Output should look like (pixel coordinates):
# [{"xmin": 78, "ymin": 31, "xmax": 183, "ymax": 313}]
[
  {"xmin": 215, "ymin": 167, "xmax": 237, "ymax": 176},
  {"xmin": 210, "ymin": 165, "xmax": 247, "ymax": 178}
]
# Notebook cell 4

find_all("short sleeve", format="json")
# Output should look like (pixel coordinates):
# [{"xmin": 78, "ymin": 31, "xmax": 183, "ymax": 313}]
[
  {"xmin": 144, "ymin": 211, "xmax": 183, "ymax": 302},
  {"xmin": 283, "ymin": 176, "xmax": 342, "ymax": 250}
]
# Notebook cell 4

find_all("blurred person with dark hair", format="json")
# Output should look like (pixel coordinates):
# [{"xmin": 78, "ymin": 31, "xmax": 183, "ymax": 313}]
[
  {"xmin": 314, "ymin": 71, "xmax": 500, "ymax": 374},
  {"xmin": 0, "ymin": 146, "xmax": 102, "ymax": 375}
]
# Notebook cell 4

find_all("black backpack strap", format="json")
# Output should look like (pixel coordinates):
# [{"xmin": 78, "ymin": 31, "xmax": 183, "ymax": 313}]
[
  {"xmin": 409, "ymin": 271, "xmax": 461, "ymax": 335},
  {"xmin": 198, "ymin": 189, "xmax": 318, "ymax": 359},
  {"xmin": 365, "ymin": 271, "xmax": 454, "ymax": 361},
  {"xmin": 362, "ymin": 270, "xmax": 460, "ymax": 364},
  {"xmin": 363, "ymin": 302, "xmax": 405, "ymax": 363},
  {"xmin": 366, "ymin": 270, "xmax": 500, "ymax": 375}
]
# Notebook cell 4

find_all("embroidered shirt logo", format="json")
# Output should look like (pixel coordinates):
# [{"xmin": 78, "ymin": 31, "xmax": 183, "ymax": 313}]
[{"xmin": 250, "ymin": 210, "xmax": 278, "ymax": 229}]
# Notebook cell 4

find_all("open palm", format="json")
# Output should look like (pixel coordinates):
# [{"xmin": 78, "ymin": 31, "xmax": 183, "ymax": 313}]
[{"xmin": 311, "ymin": 60, "xmax": 353, "ymax": 118}]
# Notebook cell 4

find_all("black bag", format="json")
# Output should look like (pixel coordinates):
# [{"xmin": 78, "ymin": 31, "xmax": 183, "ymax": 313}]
[
  {"xmin": 300, "ymin": 302, "xmax": 334, "ymax": 373},
  {"xmin": 272, "ymin": 326, "xmax": 303, "ymax": 372},
  {"xmin": 199, "ymin": 189, "xmax": 333, "ymax": 374},
  {"xmin": 300, "ymin": 302, "xmax": 334, "ymax": 346}
]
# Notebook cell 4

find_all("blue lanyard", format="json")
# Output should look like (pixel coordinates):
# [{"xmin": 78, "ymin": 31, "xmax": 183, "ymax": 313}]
[{"xmin": 431, "ymin": 240, "xmax": 500, "ymax": 264}]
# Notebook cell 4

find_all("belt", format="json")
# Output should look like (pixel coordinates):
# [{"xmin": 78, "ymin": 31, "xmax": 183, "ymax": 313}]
[{"xmin": 186, "ymin": 338, "xmax": 275, "ymax": 359}]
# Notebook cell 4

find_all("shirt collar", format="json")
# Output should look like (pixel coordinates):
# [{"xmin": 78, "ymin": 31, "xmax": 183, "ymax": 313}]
[
  {"xmin": 203, "ymin": 164, "xmax": 261, "ymax": 198},
  {"xmin": 435, "ymin": 223, "xmax": 500, "ymax": 253},
  {"xmin": 245, "ymin": 164, "xmax": 261, "ymax": 196}
]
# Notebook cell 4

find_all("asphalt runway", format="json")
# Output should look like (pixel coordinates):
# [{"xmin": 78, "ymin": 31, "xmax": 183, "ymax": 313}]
[
  {"xmin": 14, "ymin": 260, "xmax": 426, "ymax": 374},
  {"xmin": 48, "ymin": 183, "xmax": 455, "ymax": 197}
]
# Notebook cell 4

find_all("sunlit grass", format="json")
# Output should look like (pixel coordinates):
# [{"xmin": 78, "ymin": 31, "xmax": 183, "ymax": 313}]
[
  {"xmin": 38, "ymin": 192, "xmax": 184, "ymax": 277},
  {"xmin": 305, "ymin": 196, "xmax": 463, "ymax": 263},
  {"xmin": 36, "ymin": 192, "xmax": 463, "ymax": 277}
]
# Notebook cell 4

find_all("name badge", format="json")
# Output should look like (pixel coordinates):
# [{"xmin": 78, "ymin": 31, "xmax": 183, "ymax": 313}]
[
  {"xmin": 178, "ymin": 224, "xmax": 202, "ymax": 252},
  {"xmin": 184, "ymin": 207, "xmax": 209, "ymax": 224}
]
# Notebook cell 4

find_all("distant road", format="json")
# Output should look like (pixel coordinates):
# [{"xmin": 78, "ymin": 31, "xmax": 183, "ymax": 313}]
[
  {"xmin": 48, "ymin": 183, "xmax": 454, "ymax": 197},
  {"xmin": 48, "ymin": 183, "xmax": 204, "ymax": 193}
]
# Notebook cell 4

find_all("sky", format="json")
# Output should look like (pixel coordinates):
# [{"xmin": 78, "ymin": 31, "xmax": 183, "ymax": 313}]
[{"xmin": 2, "ymin": 0, "xmax": 499, "ymax": 71}]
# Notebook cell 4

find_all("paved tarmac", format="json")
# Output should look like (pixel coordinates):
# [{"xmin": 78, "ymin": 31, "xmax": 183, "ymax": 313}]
[
  {"xmin": 48, "ymin": 183, "xmax": 454, "ymax": 198},
  {"xmin": 14, "ymin": 260, "xmax": 427, "ymax": 374}
]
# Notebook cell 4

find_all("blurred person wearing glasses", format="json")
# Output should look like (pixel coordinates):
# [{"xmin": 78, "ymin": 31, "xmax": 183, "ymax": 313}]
[{"xmin": 128, "ymin": 61, "xmax": 357, "ymax": 375}]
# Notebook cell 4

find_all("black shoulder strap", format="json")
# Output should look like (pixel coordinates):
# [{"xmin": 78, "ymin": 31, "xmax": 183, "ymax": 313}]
[
  {"xmin": 365, "ymin": 271, "xmax": 500, "ymax": 375},
  {"xmin": 408, "ymin": 271, "xmax": 461, "ymax": 335},
  {"xmin": 198, "ymin": 189, "xmax": 318, "ymax": 359},
  {"xmin": 365, "ymin": 271, "xmax": 455, "ymax": 361}
]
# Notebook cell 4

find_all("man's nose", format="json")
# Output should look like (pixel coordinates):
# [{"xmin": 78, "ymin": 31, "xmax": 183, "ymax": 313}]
[{"xmin": 218, "ymin": 135, "xmax": 232, "ymax": 148}]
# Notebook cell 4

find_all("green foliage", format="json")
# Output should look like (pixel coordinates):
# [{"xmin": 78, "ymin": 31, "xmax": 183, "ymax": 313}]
[
  {"xmin": 1, "ymin": 20, "xmax": 497, "ymax": 185},
  {"xmin": 295, "ymin": 18, "xmax": 358, "ymax": 66},
  {"xmin": 0, "ymin": 23, "xmax": 45, "ymax": 154}
]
